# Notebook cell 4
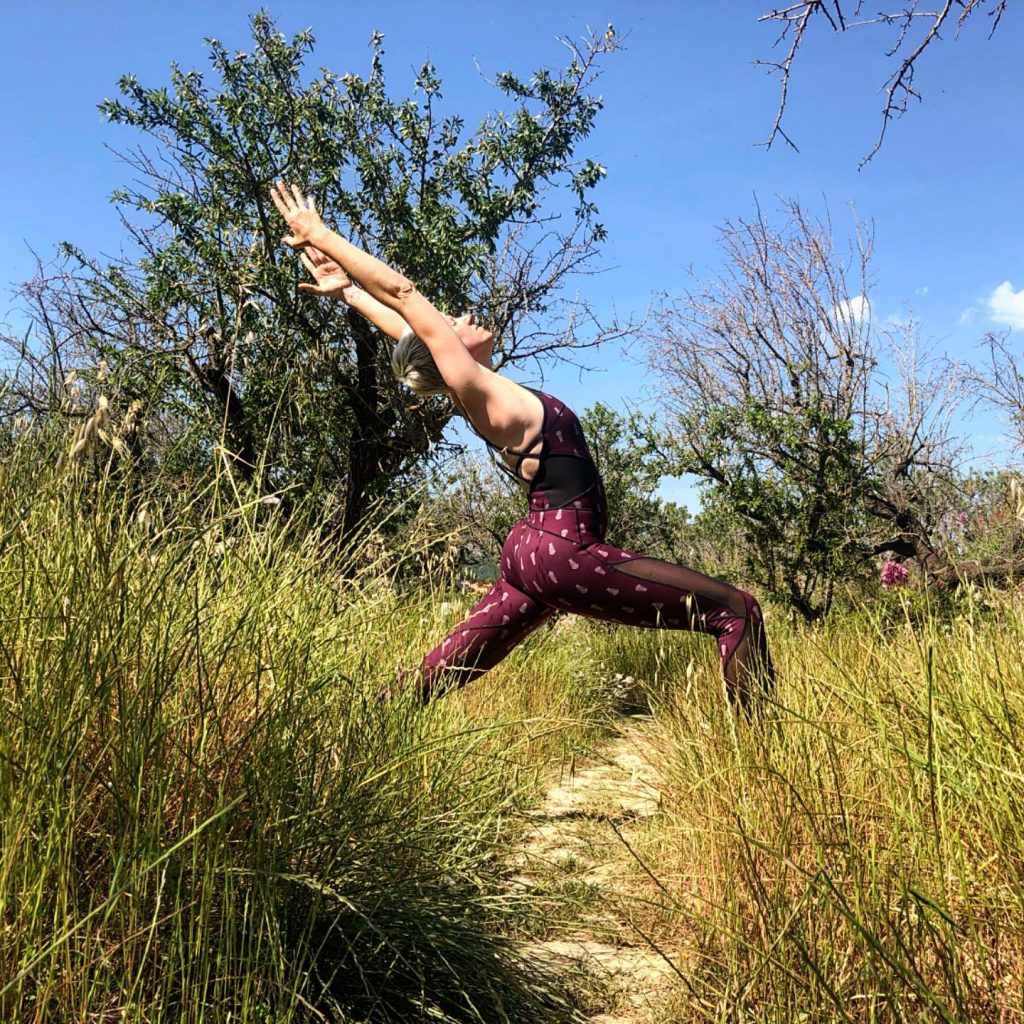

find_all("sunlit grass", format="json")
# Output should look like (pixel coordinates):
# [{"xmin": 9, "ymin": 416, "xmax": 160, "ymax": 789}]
[
  {"xmin": 5, "ymin": 430, "xmax": 1024, "ymax": 1022},
  {"xmin": 618, "ymin": 590, "xmax": 1024, "ymax": 1022},
  {"xmin": 0, "ymin": 450, "xmax": 614, "ymax": 1023}
]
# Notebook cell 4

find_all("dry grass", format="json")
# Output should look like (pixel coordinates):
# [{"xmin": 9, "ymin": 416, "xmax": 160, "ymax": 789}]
[
  {"xmin": 0, "ymin": 451, "xmax": 617, "ymax": 1023},
  {"xmin": 6, "ymin": 422, "xmax": 1024, "ymax": 1022},
  {"xmin": 582, "ymin": 593, "xmax": 1024, "ymax": 1022}
]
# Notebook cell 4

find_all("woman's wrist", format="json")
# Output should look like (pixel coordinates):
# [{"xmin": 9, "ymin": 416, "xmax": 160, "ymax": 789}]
[
  {"xmin": 307, "ymin": 224, "xmax": 335, "ymax": 251},
  {"xmin": 341, "ymin": 284, "xmax": 365, "ymax": 309}
]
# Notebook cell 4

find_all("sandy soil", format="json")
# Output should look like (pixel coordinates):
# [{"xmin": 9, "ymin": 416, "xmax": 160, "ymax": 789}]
[{"xmin": 511, "ymin": 715, "xmax": 683, "ymax": 1023}]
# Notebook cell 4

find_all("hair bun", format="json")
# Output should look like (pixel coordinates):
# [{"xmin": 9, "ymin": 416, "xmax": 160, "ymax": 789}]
[{"xmin": 391, "ymin": 327, "xmax": 449, "ymax": 396}]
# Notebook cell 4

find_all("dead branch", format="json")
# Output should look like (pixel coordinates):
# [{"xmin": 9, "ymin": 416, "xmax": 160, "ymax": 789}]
[{"xmin": 756, "ymin": 0, "xmax": 1009, "ymax": 163}]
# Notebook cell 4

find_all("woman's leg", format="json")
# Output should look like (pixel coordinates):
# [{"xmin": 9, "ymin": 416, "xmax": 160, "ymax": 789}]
[
  {"xmin": 402, "ymin": 577, "xmax": 554, "ymax": 702},
  {"xmin": 538, "ymin": 538, "xmax": 774, "ymax": 709}
]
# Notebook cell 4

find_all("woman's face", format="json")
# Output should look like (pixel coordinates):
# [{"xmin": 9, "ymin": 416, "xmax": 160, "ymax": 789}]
[{"xmin": 448, "ymin": 312, "xmax": 494, "ymax": 365}]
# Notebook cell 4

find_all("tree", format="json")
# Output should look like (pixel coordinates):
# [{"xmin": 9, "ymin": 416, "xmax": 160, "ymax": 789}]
[
  {"xmin": 580, "ymin": 403, "xmax": 690, "ymax": 559},
  {"xmin": 3, "ymin": 13, "xmax": 625, "ymax": 543},
  {"xmin": 646, "ymin": 199, "xmax": 963, "ymax": 620},
  {"xmin": 964, "ymin": 331, "xmax": 1024, "ymax": 454},
  {"xmin": 756, "ymin": 0, "xmax": 1011, "ymax": 164}
]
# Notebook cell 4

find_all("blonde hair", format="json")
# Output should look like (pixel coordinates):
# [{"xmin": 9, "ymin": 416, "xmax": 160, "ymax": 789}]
[{"xmin": 391, "ymin": 327, "xmax": 449, "ymax": 396}]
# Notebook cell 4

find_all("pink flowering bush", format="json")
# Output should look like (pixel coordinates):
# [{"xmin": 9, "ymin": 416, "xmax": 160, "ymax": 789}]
[{"xmin": 880, "ymin": 560, "xmax": 909, "ymax": 587}]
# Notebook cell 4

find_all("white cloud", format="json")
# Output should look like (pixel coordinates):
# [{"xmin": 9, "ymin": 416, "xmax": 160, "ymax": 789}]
[
  {"xmin": 958, "ymin": 308, "xmax": 977, "ymax": 326},
  {"xmin": 914, "ymin": 285, "xmax": 930, "ymax": 296},
  {"xmin": 986, "ymin": 281, "xmax": 1024, "ymax": 330},
  {"xmin": 883, "ymin": 312, "xmax": 913, "ymax": 330},
  {"xmin": 832, "ymin": 295, "xmax": 871, "ymax": 328}
]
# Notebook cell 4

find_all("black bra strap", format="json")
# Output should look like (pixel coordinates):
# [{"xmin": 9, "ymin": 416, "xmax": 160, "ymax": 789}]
[
  {"xmin": 462, "ymin": 389, "xmax": 547, "ymax": 482},
  {"xmin": 466, "ymin": 417, "xmax": 543, "ymax": 460},
  {"xmin": 485, "ymin": 438, "xmax": 544, "ymax": 484}
]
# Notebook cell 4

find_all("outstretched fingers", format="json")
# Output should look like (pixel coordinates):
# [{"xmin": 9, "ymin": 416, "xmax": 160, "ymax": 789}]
[
  {"xmin": 289, "ymin": 182, "xmax": 313, "ymax": 211},
  {"xmin": 269, "ymin": 181, "xmax": 292, "ymax": 216},
  {"xmin": 296, "ymin": 247, "xmax": 351, "ymax": 297},
  {"xmin": 296, "ymin": 253, "xmax": 323, "ymax": 294},
  {"xmin": 303, "ymin": 247, "xmax": 334, "ymax": 271},
  {"xmin": 270, "ymin": 180, "xmax": 327, "ymax": 251},
  {"xmin": 269, "ymin": 180, "xmax": 312, "ymax": 216}
]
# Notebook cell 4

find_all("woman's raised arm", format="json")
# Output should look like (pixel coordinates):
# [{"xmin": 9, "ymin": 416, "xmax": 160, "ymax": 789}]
[
  {"xmin": 298, "ymin": 248, "xmax": 410, "ymax": 341},
  {"xmin": 270, "ymin": 183, "xmax": 484, "ymax": 397}
]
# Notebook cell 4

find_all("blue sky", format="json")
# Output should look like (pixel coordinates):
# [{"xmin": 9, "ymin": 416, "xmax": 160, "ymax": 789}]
[{"xmin": 1, "ymin": 2, "xmax": 1021, "ymax": 508}]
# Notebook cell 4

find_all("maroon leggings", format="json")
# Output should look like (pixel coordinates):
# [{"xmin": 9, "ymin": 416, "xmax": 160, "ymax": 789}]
[{"xmin": 410, "ymin": 490, "xmax": 774, "ymax": 706}]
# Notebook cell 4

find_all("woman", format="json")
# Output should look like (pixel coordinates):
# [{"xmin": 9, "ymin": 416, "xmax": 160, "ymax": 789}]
[{"xmin": 270, "ymin": 183, "xmax": 774, "ymax": 708}]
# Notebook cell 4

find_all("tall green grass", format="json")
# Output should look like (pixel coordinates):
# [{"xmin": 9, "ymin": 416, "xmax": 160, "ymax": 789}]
[
  {"xmin": 615, "ymin": 592, "xmax": 1024, "ymax": 1022},
  {"xmin": 0, "ymin": 448, "xmax": 613, "ymax": 1022},
  {"xmin": 10, "ymin": 427, "xmax": 1023, "ymax": 1023}
]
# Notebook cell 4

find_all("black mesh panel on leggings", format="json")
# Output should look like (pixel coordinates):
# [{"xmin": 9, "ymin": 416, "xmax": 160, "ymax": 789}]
[{"xmin": 597, "ymin": 555, "xmax": 775, "ymax": 709}]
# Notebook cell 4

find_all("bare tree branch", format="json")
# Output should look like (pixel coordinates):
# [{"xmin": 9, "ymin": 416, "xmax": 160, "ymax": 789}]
[
  {"xmin": 960, "ymin": 331, "xmax": 1024, "ymax": 454},
  {"xmin": 756, "ymin": 0, "xmax": 1010, "ymax": 163},
  {"xmin": 645, "ymin": 198, "xmax": 967, "ymax": 617}
]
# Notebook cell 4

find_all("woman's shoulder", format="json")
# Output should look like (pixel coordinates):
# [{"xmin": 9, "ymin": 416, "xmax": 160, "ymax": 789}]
[{"xmin": 460, "ymin": 370, "xmax": 544, "ymax": 444}]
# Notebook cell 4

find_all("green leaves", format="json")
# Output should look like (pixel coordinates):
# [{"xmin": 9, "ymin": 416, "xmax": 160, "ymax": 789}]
[
  {"xmin": 50, "ymin": 13, "xmax": 616, "ymax": 541},
  {"xmin": 578, "ymin": 403, "xmax": 690, "ymax": 558},
  {"xmin": 677, "ymin": 394, "xmax": 871, "ymax": 616}
]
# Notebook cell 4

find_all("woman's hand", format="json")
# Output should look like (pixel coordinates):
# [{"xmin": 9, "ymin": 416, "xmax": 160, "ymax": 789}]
[
  {"xmin": 298, "ymin": 248, "xmax": 354, "ymax": 301},
  {"xmin": 269, "ymin": 181, "xmax": 326, "ymax": 249}
]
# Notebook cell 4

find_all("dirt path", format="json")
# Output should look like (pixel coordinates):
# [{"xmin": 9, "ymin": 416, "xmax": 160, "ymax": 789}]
[{"xmin": 511, "ymin": 714, "xmax": 682, "ymax": 1024}]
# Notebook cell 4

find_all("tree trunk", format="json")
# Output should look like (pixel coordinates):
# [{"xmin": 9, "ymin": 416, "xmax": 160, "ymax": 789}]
[
  {"xmin": 201, "ymin": 363, "xmax": 259, "ymax": 484},
  {"xmin": 339, "ymin": 311, "xmax": 389, "ymax": 549}
]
